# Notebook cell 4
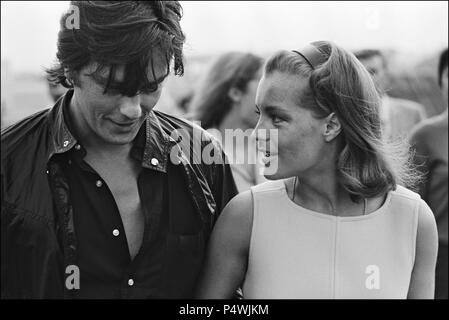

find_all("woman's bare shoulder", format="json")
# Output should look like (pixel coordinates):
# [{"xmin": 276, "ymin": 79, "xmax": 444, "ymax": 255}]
[
  {"xmin": 212, "ymin": 190, "xmax": 254, "ymax": 253},
  {"xmin": 217, "ymin": 190, "xmax": 253, "ymax": 229}
]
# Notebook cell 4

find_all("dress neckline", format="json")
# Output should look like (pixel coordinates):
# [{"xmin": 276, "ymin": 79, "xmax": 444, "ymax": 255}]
[{"xmin": 280, "ymin": 180, "xmax": 392, "ymax": 221}]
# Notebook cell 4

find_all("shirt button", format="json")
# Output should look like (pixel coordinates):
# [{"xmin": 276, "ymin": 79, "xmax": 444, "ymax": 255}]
[
  {"xmin": 74, "ymin": 144, "xmax": 81, "ymax": 150},
  {"xmin": 128, "ymin": 279, "xmax": 134, "ymax": 286},
  {"xmin": 68, "ymin": 159, "xmax": 72, "ymax": 165},
  {"xmin": 150, "ymin": 158, "xmax": 159, "ymax": 166},
  {"xmin": 112, "ymin": 229, "xmax": 120, "ymax": 237},
  {"xmin": 96, "ymin": 180, "xmax": 103, "ymax": 187}
]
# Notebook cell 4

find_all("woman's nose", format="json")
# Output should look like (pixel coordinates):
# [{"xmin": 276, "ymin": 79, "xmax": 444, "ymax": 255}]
[
  {"xmin": 119, "ymin": 96, "xmax": 142, "ymax": 120},
  {"xmin": 254, "ymin": 127, "xmax": 269, "ymax": 151}
]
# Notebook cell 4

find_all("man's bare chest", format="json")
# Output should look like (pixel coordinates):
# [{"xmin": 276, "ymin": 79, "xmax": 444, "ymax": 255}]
[{"xmin": 85, "ymin": 155, "xmax": 144, "ymax": 259}]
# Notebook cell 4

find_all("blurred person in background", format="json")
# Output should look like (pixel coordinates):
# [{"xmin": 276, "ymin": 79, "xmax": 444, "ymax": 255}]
[
  {"xmin": 47, "ymin": 81, "xmax": 68, "ymax": 102},
  {"xmin": 409, "ymin": 48, "xmax": 448, "ymax": 299},
  {"xmin": 1, "ymin": 1, "xmax": 237, "ymax": 299},
  {"xmin": 190, "ymin": 52, "xmax": 266, "ymax": 192},
  {"xmin": 355, "ymin": 49, "xmax": 426, "ymax": 141},
  {"xmin": 197, "ymin": 41, "xmax": 438, "ymax": 299}
]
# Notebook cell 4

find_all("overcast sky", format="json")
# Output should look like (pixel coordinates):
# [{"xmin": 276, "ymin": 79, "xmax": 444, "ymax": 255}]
[{"xmin": 1, "ymin": 1, "xmax": 448, "ymax": 73}]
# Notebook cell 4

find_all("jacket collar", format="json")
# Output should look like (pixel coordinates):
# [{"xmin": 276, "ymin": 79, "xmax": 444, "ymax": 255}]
[{"xmin": 47, "ymin": 89, "xmax": 174, "ymax": 172}]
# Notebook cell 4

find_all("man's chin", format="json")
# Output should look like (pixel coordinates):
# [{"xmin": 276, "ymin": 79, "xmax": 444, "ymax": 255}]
[{"xmin": 101, "ymin": 130, "xmax": 139, "ymax": 145}]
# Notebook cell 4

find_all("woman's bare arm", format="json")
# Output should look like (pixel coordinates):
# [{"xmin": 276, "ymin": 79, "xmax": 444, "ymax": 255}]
[
  {"xmin": 196, "ymin": 190, "xmax": 253, "ymax": 299},
  {"xmin": 407, "ymin": 200, "xmax": 439, "ymax": 299}
]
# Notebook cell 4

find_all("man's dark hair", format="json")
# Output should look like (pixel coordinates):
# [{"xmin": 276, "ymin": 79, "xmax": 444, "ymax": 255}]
[
  {"xmin": 438, "ymin": 48, "xmax": 448, "ymax": 87},
  {"xmin": 46, "ymin": 1, "xmax": 185, "ymax": 97},
  {"xmin": 353, "ymin": 49, "xmax": 387, "ymax": 69}
]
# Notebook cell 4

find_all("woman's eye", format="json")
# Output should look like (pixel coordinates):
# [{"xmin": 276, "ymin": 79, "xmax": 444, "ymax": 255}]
[{"xmin": 271, "ymin": 115, "xmax": 283, "ymax": 124}]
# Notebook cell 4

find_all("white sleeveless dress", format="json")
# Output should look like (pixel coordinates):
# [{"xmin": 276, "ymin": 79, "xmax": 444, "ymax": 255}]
[{"xmin": 242, "ymin": 180, "xmax": 429, "ymax": 299}]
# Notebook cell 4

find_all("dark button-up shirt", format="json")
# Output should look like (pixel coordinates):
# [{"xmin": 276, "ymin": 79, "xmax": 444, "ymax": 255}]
[
  {"xmin": 57, "ymin": 136, "xmax": 167, "ymax": 298},
  {"xmin": 1, "ymin": 89, "xmax": 238, "ymax": 298}
]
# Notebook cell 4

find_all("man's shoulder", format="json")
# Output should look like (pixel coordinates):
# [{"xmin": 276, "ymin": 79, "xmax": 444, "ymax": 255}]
[
  {"xmin": 1, "ymin": 108, "xmax": 51, "ymax": 154},
  {"xmin": 153, "ymin": 110, "xmax": 222, "ymax": 148},
  {"xmin": 1, "ymin": 108, "xmax": 51, "ymax": 199}
]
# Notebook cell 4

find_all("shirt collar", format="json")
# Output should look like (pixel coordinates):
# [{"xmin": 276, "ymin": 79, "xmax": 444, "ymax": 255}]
[{"xmin": 47, "ymin": 89, "xmax": 174, "ymax": 173}]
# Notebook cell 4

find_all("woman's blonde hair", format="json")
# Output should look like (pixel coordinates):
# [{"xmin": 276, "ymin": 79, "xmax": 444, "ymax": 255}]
[{"xmin": 264, "ymin": 41, "xmax": 420, "ymax": 201}]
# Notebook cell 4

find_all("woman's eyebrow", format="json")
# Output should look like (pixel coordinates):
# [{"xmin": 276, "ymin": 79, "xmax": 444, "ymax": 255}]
[{"xmin": 263, "ymin": 105, "xmax": 289, "ymax": 114}]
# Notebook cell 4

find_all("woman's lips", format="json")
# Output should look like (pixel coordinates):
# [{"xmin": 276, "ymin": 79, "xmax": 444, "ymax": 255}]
[{"xmin": 258, "ymin": 150, "xmax": 278, "ymax": 165}]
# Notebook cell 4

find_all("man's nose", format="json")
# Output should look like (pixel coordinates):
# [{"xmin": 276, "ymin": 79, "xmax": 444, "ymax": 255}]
[{"xmin": 119, "ymin": 96, "xmax": 142, "ymax": 120}]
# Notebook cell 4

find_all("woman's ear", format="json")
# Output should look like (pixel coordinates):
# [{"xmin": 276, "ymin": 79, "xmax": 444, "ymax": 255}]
[
  {"xmin": 323, "ymin": 112, "xmax": 342, "ymax": 142},
  {"xmin": 228, "ymin": 87, "xmax": 243, "ymax": 103}
]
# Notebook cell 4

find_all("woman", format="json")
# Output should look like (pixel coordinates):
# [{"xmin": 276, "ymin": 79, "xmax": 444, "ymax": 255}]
[
  {"xmin": 190, "ymin": 52, "xmax": 266, "ymax": 192},
  {"xmin": 196, "ymin": 41, "xmax": 438, "ymax": 299}
]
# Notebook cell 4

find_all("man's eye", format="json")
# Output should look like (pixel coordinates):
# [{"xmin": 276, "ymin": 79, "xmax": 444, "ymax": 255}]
[{"xmin": 254, "ymin": 108, "xmax": 260, "ymax": 115}]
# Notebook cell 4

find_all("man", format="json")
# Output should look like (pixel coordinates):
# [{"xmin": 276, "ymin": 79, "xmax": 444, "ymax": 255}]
[
  {"xmin": 1, "ymin": 1, "xmax": 237, "ymax": 299},
  {"xmin": 409, "ymin": 48, "xmax": 448, "ymax": 299},
  {"xmin": 355, "ymin": 49, "xmax": 426, "ymax": 141}
]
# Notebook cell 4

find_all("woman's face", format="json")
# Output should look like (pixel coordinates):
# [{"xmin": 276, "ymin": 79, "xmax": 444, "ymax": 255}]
[{"xmin": 254, "ymin": 71, "xmax": 329, "ymax": 180}]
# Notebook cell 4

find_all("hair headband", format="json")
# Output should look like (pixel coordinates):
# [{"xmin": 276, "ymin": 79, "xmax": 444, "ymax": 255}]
[{"xmin": 292, "ymin": 44, "xmax": 328, "ymax": 70}]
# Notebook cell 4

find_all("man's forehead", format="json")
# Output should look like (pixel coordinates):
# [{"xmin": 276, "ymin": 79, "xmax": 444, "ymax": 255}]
[{"xmin": 85, "ymin": 58, "xmax": 169, "ymax": 83}]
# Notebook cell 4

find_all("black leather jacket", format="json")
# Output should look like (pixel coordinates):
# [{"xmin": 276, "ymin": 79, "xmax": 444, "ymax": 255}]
[{"xmin": 1, "ymin": 90, "xmax": 237, "ymax": 298}]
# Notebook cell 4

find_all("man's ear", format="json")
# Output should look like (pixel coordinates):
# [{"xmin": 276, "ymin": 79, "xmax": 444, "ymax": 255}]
[
  {"xmin": 323, "ymin": 112, "xmax": 342, "ymax": 142},
  {"xmin": 228, "ymin": 87, "xmax": 243, "ymax": 103}
]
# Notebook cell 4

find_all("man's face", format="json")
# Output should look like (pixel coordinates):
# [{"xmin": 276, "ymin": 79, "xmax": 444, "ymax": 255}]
[
  {"xmin": 71, "ymin": 57, "xmax": 168, "ymax": 145},
  {"xmin": 359, "ymin": 55, "xmax": 388, "ymax": 93}
]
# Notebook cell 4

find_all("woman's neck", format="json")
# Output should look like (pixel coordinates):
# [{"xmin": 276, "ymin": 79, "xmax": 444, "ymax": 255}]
[
  {"xmin": 291, "ymin": 161, "xmax": 359, "ymax": 216},
  {"xmin": 297, "ymin": 173, "xmax": 340, "ymax": 210}
]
